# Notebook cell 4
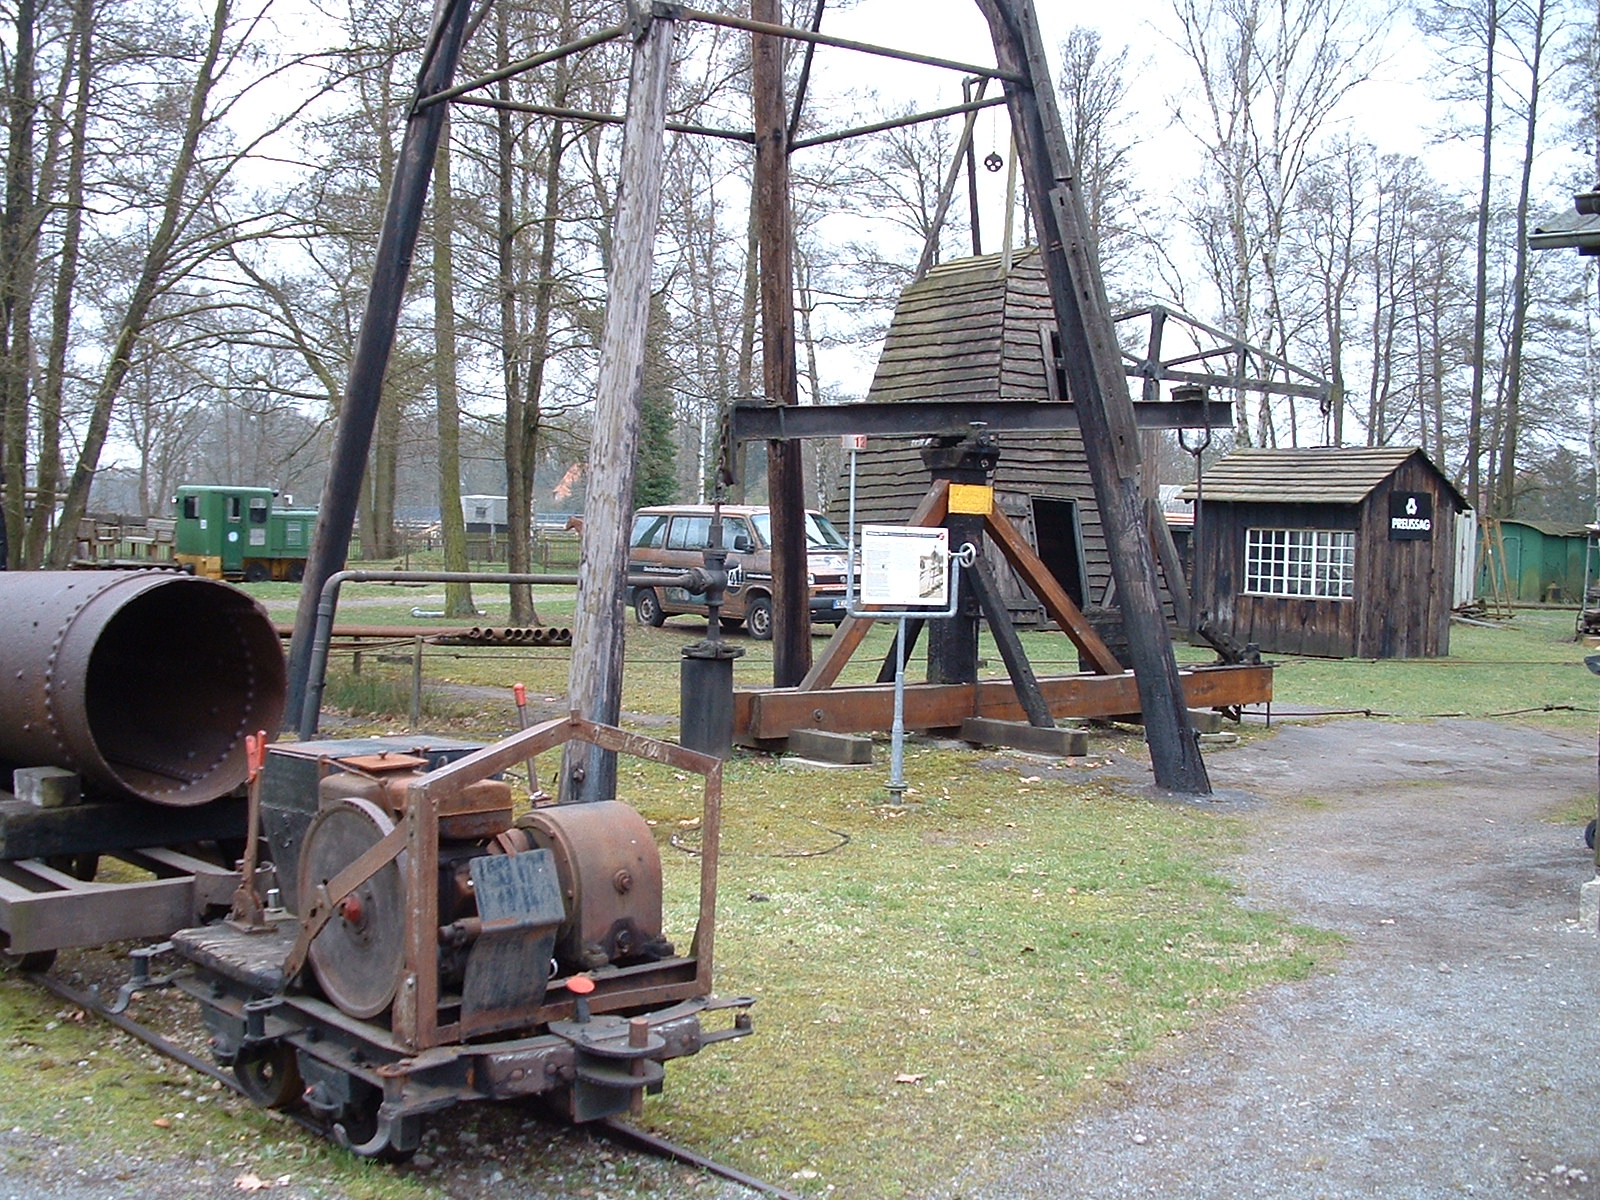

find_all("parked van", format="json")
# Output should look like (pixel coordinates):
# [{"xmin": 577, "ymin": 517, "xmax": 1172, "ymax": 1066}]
[{"xmin": 627, "ymin": 504, "xmax": 852, "ymax": 639}]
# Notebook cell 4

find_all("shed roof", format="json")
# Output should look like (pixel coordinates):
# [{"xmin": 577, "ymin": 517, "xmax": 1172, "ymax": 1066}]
[
  {"xmin": 1181, "ymin": 447, "xmax": 1468, "ymax": 508},
  {"xmin": 1501, "ymin": 517, "xmax": 1588, "ymax": 538}
]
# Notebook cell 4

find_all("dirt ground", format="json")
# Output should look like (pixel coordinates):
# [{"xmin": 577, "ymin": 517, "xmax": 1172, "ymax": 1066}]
[
  {"xmin": 939, "ymin": 717, "xmax": 1600, "ymax": 1200},
  {"xmin": 5, "ymin": 716, "xmax": 1598, "ymax": 1200}
]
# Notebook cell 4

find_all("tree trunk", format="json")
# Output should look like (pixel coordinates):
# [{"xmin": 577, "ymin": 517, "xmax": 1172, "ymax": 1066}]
[
  {"xmin": 1466, "ymin": 2, "xmax": 1498, "ymax": 511},
  {"xmin": 50, "ymin": 0, "xmax": 232, "ymax": 567},
  {"xmin": 27, "ymin": 0, "xmax": 92, "ymax": 566},
  {"xmin": 0, "ymin": 0, "xmax": 39, "ymax": 567},
  {"xmin": 1496, "ymin": 0, "xmax": 1547, "ymax": 518}
]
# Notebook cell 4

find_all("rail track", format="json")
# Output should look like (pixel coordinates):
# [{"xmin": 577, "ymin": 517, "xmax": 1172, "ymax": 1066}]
[{"xmin": 30, "ymin": 968, "xmax": 801, "ymax": 1200}]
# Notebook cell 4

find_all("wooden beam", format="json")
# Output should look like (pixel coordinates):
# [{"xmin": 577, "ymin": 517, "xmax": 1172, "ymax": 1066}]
[
  {"xmin": 984, "ymin": 504, "xmax": 1122, "ymax": 674},
  {"xmin": 752, "ymin": 0, "xmax": 809, "ymax": 688},
  {"xmin": 734, "ymin": 665, "xmax": 1272, "ymax": 740},
  {"xmin": 977, "ymin": 0, "xmax": 1210, "ymax": 793},
  {"xmin": 561, "ymin": 11, "xmax": 675, "ymax": 802},
  {"xmin": 1146, "ymin": 496, "xmax": 1192, "ymax": 631}
]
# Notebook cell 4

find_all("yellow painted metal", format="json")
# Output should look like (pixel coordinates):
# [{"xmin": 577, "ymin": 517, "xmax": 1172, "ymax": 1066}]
[{"xmin": 948, "ymin": 483, "xmax": 993, "ymax": 515}]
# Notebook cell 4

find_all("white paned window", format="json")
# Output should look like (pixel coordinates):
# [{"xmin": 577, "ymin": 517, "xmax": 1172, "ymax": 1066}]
[{"xmin": 1244, "ymin": 528, "xmax": 1355, "ymax": 599}]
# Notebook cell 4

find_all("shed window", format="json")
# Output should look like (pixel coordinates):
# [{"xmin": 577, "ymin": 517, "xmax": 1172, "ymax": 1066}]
[{"xmin": 1244, "ymin": 528, "xmax": 1354, "ymax": 599}]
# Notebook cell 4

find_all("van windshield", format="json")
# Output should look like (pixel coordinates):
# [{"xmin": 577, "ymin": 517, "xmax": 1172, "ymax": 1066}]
[{"xmin": 752, "ymin": 511, "xmax": 847, "ymax": 550}]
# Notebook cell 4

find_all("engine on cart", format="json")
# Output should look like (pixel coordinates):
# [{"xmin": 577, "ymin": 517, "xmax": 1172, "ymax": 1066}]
[
  {"xmin": 173, "ymin": 721, "xmax": 750, "ymax": 1160},
  {"xmin": 288, "ymin": 744, "xmax": 673, "ymax": 1018}
]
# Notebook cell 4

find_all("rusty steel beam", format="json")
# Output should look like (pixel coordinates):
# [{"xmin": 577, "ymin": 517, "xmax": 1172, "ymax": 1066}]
[
  {"xmin": 734, "ymin": 664, "xmax": 1272, "ymax": 741},
  {"xmin": 0, "ymin": 572, "xmax": 285, "ymax": 806}
]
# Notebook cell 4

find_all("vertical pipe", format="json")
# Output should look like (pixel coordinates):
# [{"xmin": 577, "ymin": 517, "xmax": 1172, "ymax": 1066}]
[{"xmin": 284, "ymin": 0, "xmax": 477, "ymax": 723}]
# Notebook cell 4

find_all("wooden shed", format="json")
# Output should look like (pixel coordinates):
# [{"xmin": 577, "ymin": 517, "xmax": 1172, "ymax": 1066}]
[
  {"xmin": 1185, "ymin": 447, "xmax": 1466, "ymax": 658},
  {"xmin": 1482, "ymin": 518, "xmax": 1587, "ymax": 603}
]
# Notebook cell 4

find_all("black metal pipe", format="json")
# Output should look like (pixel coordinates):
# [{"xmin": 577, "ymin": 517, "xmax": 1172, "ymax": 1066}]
[
  {"xmin": 285, "ymin": 0, "xmax": 477, "ymax": 728},
  {"xmin": 0, "ymin": 572, "xmax": 285, "ymax": 806}
]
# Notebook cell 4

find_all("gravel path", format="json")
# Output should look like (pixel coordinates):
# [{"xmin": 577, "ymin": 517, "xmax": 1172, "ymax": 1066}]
[{"xmin": 942, "ymin": 718, "xmax": 1600, "ymax": 1200}]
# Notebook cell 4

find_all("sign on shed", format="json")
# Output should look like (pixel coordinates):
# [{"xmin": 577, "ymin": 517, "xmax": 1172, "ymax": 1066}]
[{"xmin": 1389, "ymin": 492, "xmax": 1433, "ymax": 541}]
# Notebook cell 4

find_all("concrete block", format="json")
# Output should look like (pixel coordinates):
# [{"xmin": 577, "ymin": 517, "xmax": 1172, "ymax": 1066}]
[
  {"xmin": 14, "ymin": 766, "xmax": 82, "ymax": 809},
  {"xmin": 787, "ymin": 729, "xmax": 874, "ymax": 765},
  {"xmin": 1188, "ymin": 709, "xmax": 1227, "ymax": 734},
  {"xmin": 960, "ymin": 717, "xmax": 1089, "ymax": 757}
]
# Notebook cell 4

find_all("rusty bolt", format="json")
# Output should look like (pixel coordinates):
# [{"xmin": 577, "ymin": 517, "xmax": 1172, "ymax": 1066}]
[
  {"xmin": 338, "ymin": 894, "xmax": 364, "ymax": 924},
  {"xmin": 613, "ymin": 869, "xmax": 634, "ymax": 894}
]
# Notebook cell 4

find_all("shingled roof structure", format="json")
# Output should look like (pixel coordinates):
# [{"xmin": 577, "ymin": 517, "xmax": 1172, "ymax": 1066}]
[
  {"xmin": 1181, "ymin": 447, "xmax": 1469, "ymax": 509},
  {"xmin": 831, "ymin": 250, "xmax": 1112, "ymax": 619}
]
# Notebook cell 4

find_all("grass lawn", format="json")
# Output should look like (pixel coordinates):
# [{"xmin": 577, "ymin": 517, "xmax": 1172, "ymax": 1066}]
[{"xmin": 1, "ymin": 580, "xmax": 1590, "ymax": 1198}]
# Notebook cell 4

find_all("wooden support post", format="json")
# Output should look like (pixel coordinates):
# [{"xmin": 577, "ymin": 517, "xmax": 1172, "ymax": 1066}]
[
  {"xmin": 977, "ymin": 0, "xmax": 1209, "ymax": 793},
  {"xmin": 561, "ymin": 9, "xmax": 675, "ymax": 803},
  {"xmin": 1146, "ymin": 496, "xmax": 1192, "ymax": 631},
  {"xmin": 966, "ymin": 556, "xmax": 1053, "ymax": 728},
  {"xmin": 752, "ymin": 0, "xmax": 811, "ymax": 688}
]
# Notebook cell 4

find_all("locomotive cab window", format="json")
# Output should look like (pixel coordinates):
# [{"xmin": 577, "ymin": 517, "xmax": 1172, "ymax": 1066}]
[
  {"xmin": 249, "ymin": 498, "xmax": 269, "ymax": 524},
  {"xmin": 1244, "ymin": 528, "xmax": 1354, "ymax": 599},
  {"xmin": 228, "ymin": 496, "xmax": 242, "ymax": 521},
  {"xmin": 181, "ymin": 495, "xmax": 199, "ymax": 520}
]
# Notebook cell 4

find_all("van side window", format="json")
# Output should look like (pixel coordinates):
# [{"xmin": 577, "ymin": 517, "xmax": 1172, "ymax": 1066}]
[
  {"xmin": 248, "ymin": 498, "xmax": 269, "ymax": 524},
  {"xmin": 666, "ymin": 516, "xmax": 711, "ymax": 550},
  {"xmin": 727, "ymin": 518, "xmax": 755, "ymax": 552},
  {"xmin": 181, "ymin": 496, "xmax": 199, "ymax": 520},
  {"xmin": 630, "ymin": 513, "xmax": 669, "ymax": 549}
]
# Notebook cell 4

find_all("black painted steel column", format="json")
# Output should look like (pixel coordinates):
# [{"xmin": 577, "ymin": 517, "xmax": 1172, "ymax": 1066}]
[{"xmin": 285, "ymin": 0, "xmax": 476, "ymax": 723}]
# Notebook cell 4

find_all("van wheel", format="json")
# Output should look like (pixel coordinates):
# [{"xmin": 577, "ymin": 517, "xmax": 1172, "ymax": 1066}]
[
  {"xmin": 635, "ymin": 588, "xmax": 665, "ymax": 627},
  {"xmin": 720, "ymin": 616, "xmax": 744, "ymax": 633},
  {"xmin": 747, "ymin": 597, "xmax": 773, "ymax": 641}
]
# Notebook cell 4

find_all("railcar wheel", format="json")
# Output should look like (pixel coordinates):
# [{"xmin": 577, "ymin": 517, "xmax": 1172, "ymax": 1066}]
[
  {"xmin": 243, "ymin": 562, "xmax": 270, "ymax": 583},
  {"xmin": 234, "ymin": 1042, "xmax": 302, "ymax": 1110},
  {"xmin": 286, "ymin": 561, "xmax": 305, "ymax": 582},
  {"xmin": 634, "ymin": 588, "xmax": 665, "ymax": 627},
  {"xmin": 0, "ymin": 934, "xmax": 55, "ymax": 973}
]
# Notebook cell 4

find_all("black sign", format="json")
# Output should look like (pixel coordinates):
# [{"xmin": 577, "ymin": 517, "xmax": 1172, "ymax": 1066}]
[{"xmin": 1388, "ymin": 492, "xmax": 1433, "ymax": 540}]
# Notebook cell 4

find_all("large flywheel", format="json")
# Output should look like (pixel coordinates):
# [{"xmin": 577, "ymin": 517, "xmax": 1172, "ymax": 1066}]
[{"xmin": 299, "ymin": 798, "xmax": 407, "ymax": 1019}]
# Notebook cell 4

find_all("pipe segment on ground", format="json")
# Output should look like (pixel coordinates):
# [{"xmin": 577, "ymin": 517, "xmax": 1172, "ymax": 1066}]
[{"xmin": 0, "ymin": 571, "xmax": 286, "ymax": 806}]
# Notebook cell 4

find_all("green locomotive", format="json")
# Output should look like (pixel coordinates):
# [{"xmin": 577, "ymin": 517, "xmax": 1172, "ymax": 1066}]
[{"xmin": 172, "ymin": 484, "xmax": 316, "ymax": 582}]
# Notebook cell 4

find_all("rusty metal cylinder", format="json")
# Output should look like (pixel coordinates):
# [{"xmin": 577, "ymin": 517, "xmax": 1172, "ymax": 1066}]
[{"xmin": 0, "ymin": 571, "xmax": 286, "ymax": 806}]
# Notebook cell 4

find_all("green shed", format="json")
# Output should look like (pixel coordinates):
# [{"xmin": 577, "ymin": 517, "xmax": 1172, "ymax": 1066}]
[{"xmin": 1481, "ymin": 519, "xmax": 1588, "ymax": 603}]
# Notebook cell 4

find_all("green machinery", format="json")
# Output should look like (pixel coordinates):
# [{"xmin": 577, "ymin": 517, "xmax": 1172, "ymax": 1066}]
[{"xmin": 173, "ymin": 485, "xmax": 316, "ymax": 582}]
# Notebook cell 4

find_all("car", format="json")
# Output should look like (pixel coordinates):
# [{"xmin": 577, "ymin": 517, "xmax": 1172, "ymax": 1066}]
[{"xmin": 627, "ymin": 504, "xmax": 853, "ymax": 639}]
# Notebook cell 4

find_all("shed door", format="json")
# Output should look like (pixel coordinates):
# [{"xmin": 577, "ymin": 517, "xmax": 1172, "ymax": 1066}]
[{"xmin": 1030, "ymin": 496, "xmax": 1087, "ymax": 608}]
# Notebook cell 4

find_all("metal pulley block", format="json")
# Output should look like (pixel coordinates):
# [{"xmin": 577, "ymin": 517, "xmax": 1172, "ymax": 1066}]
[{"xmin": 299, "ymin": 798, "xmax": 408, "ymax": 1019}]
